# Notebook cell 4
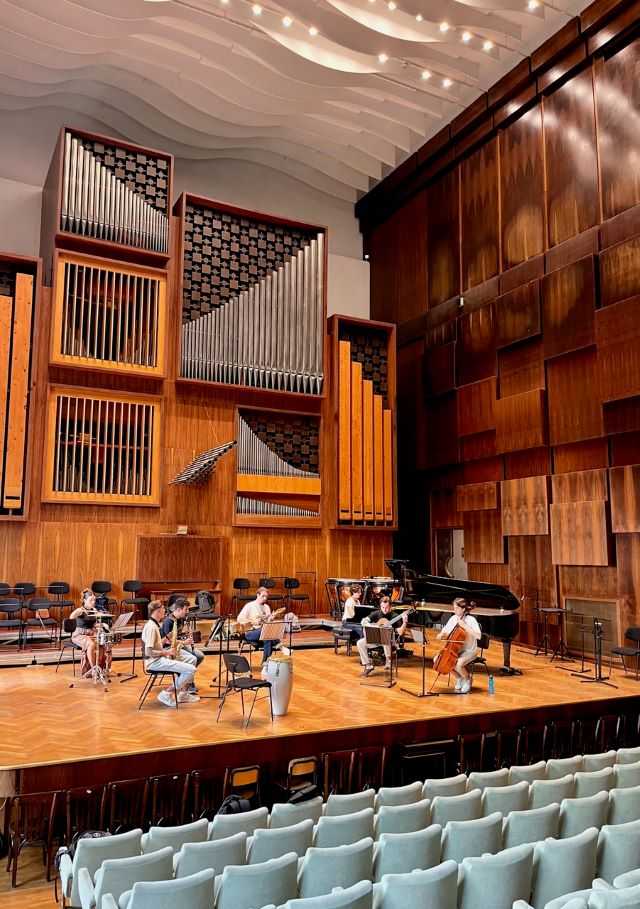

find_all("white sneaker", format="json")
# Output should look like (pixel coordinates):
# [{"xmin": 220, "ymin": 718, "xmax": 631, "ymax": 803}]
[
  {"xmin": 454, "ymin": 678, "xmax": 463, "ymax": 691},
  {"xmin": 281, "ymin": 646, "xmax": 291, "ymax": 656},
  {"xmin": 178, "ymin": 692, "xmax": 200, "ymax": 704},
  {"xmin": 461, "ymin": 680, "xmax": 471, "ymax": 694},
  {"xmin": 157, "ymin": 690, "xmax": 175, "ymax": 707}
]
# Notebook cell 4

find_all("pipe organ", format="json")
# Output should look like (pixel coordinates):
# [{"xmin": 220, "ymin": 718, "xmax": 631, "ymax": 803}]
[
  {"xmin": 177, "ymin": 195, "xmax": 326, "ymax": 396},
  {"xmin": 51, "ymin": 252, "xmax": 167, "ymax": 376}
]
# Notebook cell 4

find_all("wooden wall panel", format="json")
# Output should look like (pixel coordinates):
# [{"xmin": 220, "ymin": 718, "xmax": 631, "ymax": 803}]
[
  {"xmin": 463, "ymin": 508, "xmax": 505, "ymax": 563},
  {"xmin": 461, "ymin": 431, "xmax": 497, "ymax": 462},
  {"xmin": 611, "ymin": 432, "xmax": 640, "ymax": 466},
  {"xmin": 550, "ymin": 501, "xmax": 609, "ymax": 565},
  {"xmin": 431, "ymin": 488, "xmax": 463, "ymax": 528},
  {"xmin": 495, "ymin": 281, "xmax": 541, "ymax": 348},
  {"xmin": 553, "ymin": 439, "xmax": 609, "ymax": 473},
  {"xmin": 500, "ymin": 104, "xmax": 546, "ymax": 271},
  {"xmin": 604, "ymin": 397, "xmax": 640, "ymax": 436},
  {"xmin": 456, "ymin": 303, "xmax": 496, "ymax": 386},
  {"xmin": 461, "ymin": 138, "xmax": 500, "ymax": 290},
  {"xmin": 467, "ymin": 562, "xmax": 509, "ymax": 586},
  {"xmin": 559, "ymin": 564, "xmax": 618, "ymax": 601},
  {"xmin": 599, "ymin": 236, "xmax": 640, "ymax": 309},
  {"xmin": 543, "ymin": 68, "xmax": 599, "ymax": 248},
  {"xmin": 505, "ymin": 448, "xmax": 551, "ymax": 479},
  {"xmin": 498, "ymin": 337, "xmax": 545, "ymax": 397},
  {"xmin": 552, "ymin": 468, "xmax": 608, "ymax": 503},
  {"xmin": 596, "ymin": 298, "xmax": 640, "ymax": 403},
  {"xmin": 616, "ymin": 533, "xmax": 640, "ymax": 638},
  {"xmin": 425, "ymin": 393, "xmax": 459, "ymax": 468},
  {"xmin": 457, "ymin": 377, "xmax": 496, "ymax": 437},
  {"xmin": 547, "ymin": 348, "xmax": 604, "ymax": 444},
  {"xmin": 425, "ymin": 342, "xmax": 456, "ymax": 397},
  {"xmin": 462, "ymin": 456, "xmax": 504, "ymax": 484},
  {"xmin": 610, "ymin": 465, "xmax": 640, "ymax": 532},
  {"xmin": 509, "ymin": 535, "xmax": 557, "ymax": 607},
  {"xmin": 456, "ymin": 481, "xmax": 498, "ymax": 512},
  {"xmin": 427, "ymin": 169, "xmax": 460, "ymax": 308},
  {"xmin": 541, "ymin": 257, "xmax": 596, "ymax": 359},
  {"xmin": 496, "ymin": 389, "xmax": 546, "ymax": 453},
  {"xmin": 501, "ymin": 475, "xmax": 549, "ymax": 535}
]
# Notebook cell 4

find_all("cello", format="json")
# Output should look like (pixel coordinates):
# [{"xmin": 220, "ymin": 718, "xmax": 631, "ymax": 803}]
[{"xmin": 432, "ymin": 600, "xmax": 476, "ymax": 676}]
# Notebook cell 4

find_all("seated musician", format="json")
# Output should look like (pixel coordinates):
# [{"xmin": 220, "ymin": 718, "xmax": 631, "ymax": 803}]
[
  {"xmin": 160, "ymin": 597, "xmax": 204, "ymax": 693},
  {"xmin": 358, "ymin": 596, "xmax": 407, "ymax": 677},
  {"xmin": 341, "ymin": 585, "xmax": 364, "ymax": 641},
  {"xmin": 237, "ymin": 587, "xmax": 280, "ymax": 663},
  {"xmin": 142, "ymin": 600, "xmax": 199, "ymax": 706},
  {"xmin": 69, "ymin": 589, "xmax": 110, "ymax": 676},
  {"xmin": 436, "ymin": 597, "xmax": 481, "ymax": 694}
]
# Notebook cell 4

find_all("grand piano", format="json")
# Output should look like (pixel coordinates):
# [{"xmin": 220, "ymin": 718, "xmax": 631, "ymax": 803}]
[{"xmin": 353, "ymin": 559, "xmax": 521, "ymax": 674}]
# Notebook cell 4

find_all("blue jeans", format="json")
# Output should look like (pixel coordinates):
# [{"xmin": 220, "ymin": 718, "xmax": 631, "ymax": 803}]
[
  {"xmin": 342, "ymin": 621, "xmax": 364, "ymax": 641},
  {"xmin": 146, "ymin": 657, "xmax": 195, "ymax": 690},
  {"xmin": 244, "ymin": 628, "xmax": 278, "ymax": 660}
]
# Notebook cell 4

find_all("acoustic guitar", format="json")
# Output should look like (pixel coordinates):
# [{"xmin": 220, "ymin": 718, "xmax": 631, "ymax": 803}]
[{"xmin": 237, "ymin": 606, "xmax": 286, "ymax": 635}]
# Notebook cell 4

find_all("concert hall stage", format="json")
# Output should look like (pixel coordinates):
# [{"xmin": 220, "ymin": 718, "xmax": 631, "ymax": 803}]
[{"xmin": 3, "ymin": 639, "xmax": 640, "ymax": 795}]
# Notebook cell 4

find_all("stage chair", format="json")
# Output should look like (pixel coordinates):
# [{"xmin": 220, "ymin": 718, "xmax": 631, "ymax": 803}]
[
  {"xmin": 519, "ymin": 722, "xmax": 554, "ymax": 765},
  {"xmin": 430, "ymin": 790, "xmax": 482, "ymax": 827},
  {"xmin": 374, "ymin": 782, "xmax": 422, "ymax": 810},
  {"xmin": 457, "ymin": 843, "xmax": 534, "ymax": 909},
  {"xmin": 324, "ymin": 790, "xmax": 375, "ymax": 817},
  {"xmin": 269, "ymin": 797, "xmax": 324, "ymax": 829},
  {"xmin": 481, "ymin": 781, "xmax": 529, "ymax": 816},
  {"xmin": 247, "ymin": 819, "xmax": 313, "ymax": 863},
  {"xmin": 530, "ymin": 774, "xmax": 575, "ymax": 809},
  {"xmin": 279, "ymin": 879, "xmax": 373, "ymax": 909},
  {"xmin": 372, "ymin": 825, "xmax": 442, "ymax": 881},
  {"xmin": 231, "ymin": 578, "xmax": 253, "ymax": 612},
  {"xmin": 223, "ymin": 764, "xmax": 262, "ymax": 807},
  {"xmin": 457, "ymin": 730, "xmax": 499, "ymax": 774},
  {"xmin": 597, "ymin": 819, "xmax": 640, "ymax": 884},
  {"xmin": 56, "ymin": 619, "xmax": 83, "ymax": 675},
  {"xmin": 608, "ymin": 785, "xmax": 640, "ymax": 825},
  {"xmin": 298, "ymin": 837, "xmax": 374, "ymax": 898},
  {"xmin": 313, "ymin": 808, "xmax": 374, "ymax": 848},
  {"xmin": 467, "ymin": 768, "xmax": 509, "ymax": 791},
  {"xmin": 283, "ymin": 577, "xmax": 310, "ymax": 613},
  {"xmin": 91, "ymin": 580, "xmax": 117, "ymax": 610},
  {"xmin": 549, "ymin": 719, "xmax": 582, "ymax": 760},
  {"xmin": 6, "ymin": 790, "xmax": 59, "ymax": 888},
  {"xmin": 322, "ymin": 750, "xmax": 356, "ymax": 798},
  {"xmin": 215, "ymin": 852, "xmax": 298, "ymax": 909},
  {"xmin": 217, "ymin": 655, "xmax": 273, "ymax": 728},
  {"xmin": 147, "ymin": 773, "xmax": 190, "ymax": 827},
  {"xmin": 77, "ymin": 846, "xmax": 173, "ymax": 909},
  {"xmin": 141, "ymin": 818, "xmax": 208, "ymax": 854},
  {"xmin": 616, "ymin": 746, "xmax": 640, "ymax": 764},
  {"xmin": 547, "ymin": 756, "xmax": 584, "ymax": 779},
  {"xmin": 173, "ymin": 833, "xmax": 246, "ymax": 878},
  {"xmin": 422, "ymin": 773, "xmax": 468, "ymax": 800},
  {"xmin": 559, "ymin": 792, "xmax": 609, "ymax": 838},
  {"xmin": 584, "ymin": 752, "xmax": 617, "ymax": 773},
  {"xmin": 58, "ymin": 827, "xmax": 142, "ymax": 909},
  {"xmin": 502, "ymin": 804, "xmax": 561, "ymax": 849},
  {"xmin": 509, "ymin": 762, "xmax": 547, "ymax": 785},
  {"xmin": 283, "ymin": 756, "xmax": 319, "ymax": 799},
  {"xmin": 102, "ymin": 868, "xmax": 214, "ymax": 909},
  {"xmin": 23, "ymin": 596, "xmax": 59, "ymax": 647},
  {"xmin": 209, "ymin": 806, "xmax": 268, "ymax": 841},
  {"xmin": 440, "ymin": 811, "xmax": 502, "ymax": 863},
  {"xmin": 121, "ymin": 581, "xmax": 149, "ymax": 621},
  {"xmin": 259, "ymin": 577, "xmax": 283, "ymax": 606},
  {"xmin": 574, "ymin": 768, "xmax": 615, "ymax": 799},
  {"xmin": 101, "ymin": 779, "xmax": 149, "ymax": 834},
  {"xmin": 370, "ymin": 860, "xmax": 458, "ymax": 909},
  {"xmin": 373, "ymin": 800, "xmax": 431, "ymax": 837},
  {"xmin": 137, "ymin": 661, "xmax": 181, "ymax": 711},
  {"xmin": 610, "ymin": 628, "xmax": 640, "ymax": 680},
  {"xmin": 529, "ymin": 828, "xmax": 598, "ymax": 909},
  {"xmin": 0, "ymin": 596, "xmax": 24, "ymax": 650},
  {"xmin": 64, "ymin": 785, "xmax": 105, "ymax": 844}
]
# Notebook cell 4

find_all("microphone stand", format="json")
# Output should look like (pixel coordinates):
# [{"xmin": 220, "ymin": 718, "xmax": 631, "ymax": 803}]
[{"xmin": 581, "ymin": 617, "xmax": 617, "ymax": 689}]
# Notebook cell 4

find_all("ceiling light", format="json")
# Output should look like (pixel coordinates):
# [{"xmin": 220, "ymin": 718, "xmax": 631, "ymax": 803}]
[
  {"xmin": 439, "ymin": 21, "xmax": 449, "ymax": 32},
  {"xmin": 528, "ymin": 0, "xmax": 540, "ymax": 8},
  {"xmin": 461, "ymin": 31, "xmax": 472, "ymax": 42},
  {"xmin": 483, "ymin": 39, "xmax": 494, "ymax": 51},
  {"xmin": 309, "ymin": 25, "xmax": 318, "ymax": 36},
  {"xmin": 282, "ymin": 15, "xmax": 292, "ymax": 26},
  {"xmin": 252, "ymin": 3, "xmax": 262, "ymax": 14},
  {"xmin": 378, "ymin": 52, "xmax": 388, "ymax": 63},
  {"xmin": 442, "ymin": 77, "xmax": 452, "ymax": 88},
  {"xmin": 388, "ymin": 1, "xmax": 397, "ymax": 8},
  {"xmin": 220, "ymin": 0, "xmax": 229, "ymax": 4},
  {"xmin": 415, "ymin": 13, "xmax": 423, "ymax": 21},
  {"xmin": 421, "ymin": 69, "xmax": 431, "ymax": 80}
]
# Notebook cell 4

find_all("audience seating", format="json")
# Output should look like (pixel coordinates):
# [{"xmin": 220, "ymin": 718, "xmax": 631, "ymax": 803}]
[
  {"xmin": 372, "ymin": 826, "xmax": 441, "ymax": 881},
  {"xmin": 209, "ymin": 807, "xmax": 268, "ymax": 841},
  {"xmin": 597, "ymin": 820, "xmax": 640, "ymax": 884},
  {"xmin": 530, "ymin": 775, "xmax": 575, "ymax": 809},
  {"xmin": 173, "ymin": 834, "xmax": 247, "ymax": 879},
  {"xmin": 422, "ymin": 773, "xmax": 467, "ymax": 800},
  {"xmin": 215, "ymin": 852, "xmax": 298, "ymax": 909},
  {"xmin": 270, "ymin": 799, "xmax": 324, "ymax": 829},
  {"xmin": 247, "ymin": 820, "xmax": 313, "ymax": 863},
  {"xmin": 102, "ymin": 868, "xmax": 214, "ymax": 909},
  {"xmin": 140, "ymin": 819, "xmax": 208, "ymax": 854},
  {"xmin": 324, "ymin": 791, "xmax": 375, "ymax": 817},
  {"xmin": 482, "ymin": 781, "xmax": 529, "ymax": 816},
  {"xmin": 608, "ymin": 786, "xmax": 640, "ymax": 825},
  {"xmin": 575, "ymin": 769, "xmax": 616, "ymax": 799},
  {"xmin": 373, "ymin": 782, "xmax": 421, "ymax": 809},
  {"xmin": 560, "ymin": 793, "xmax": 610, "ymax": 838},
  {"xmin": 430, "ymin": 789, "xmax": 482, "ymax": 826},
  {"xmin": 440, "ymin": 812, "xmax": 502, "ymax": 863},
  {"xmin": 503, "ymin": 804, "xmax": 561, "ymax": 849},
  {"xmin": 371, "ymin": 860, "xmax": 458, "ymax": 909},
  {"xmin": 458, "ymin": 843, "xmax": 534, "ymax": 909},
  {"xmin": 529, "ymin": 828, "xmax": 599, "ymax": 909},
  {"xmin": 373, "ymin": 799, "xmax": 430, "ymax": 837},
  {"xmin": 59, "ymin": 828, "xmax": 142, "ymax": 908},
  {"xmin": 313, "ymin": 808, "xmax": 374, "ymax": 848},
  {"xmin": 77, "ymin": 846, "xmax": 173, "ymax": 909},
  {"xmin": 279, "ymin": 879, "xmax": 372, "ymax": 909},
  {"xmin": 298, "ymin": 838, "xmax": 373, "ymax": 899}
]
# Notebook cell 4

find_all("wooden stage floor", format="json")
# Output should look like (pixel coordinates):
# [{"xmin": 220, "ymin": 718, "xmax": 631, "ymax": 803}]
[{"xmin": 2, "ymin": 639, "xmax": 640, "ymax": 774}]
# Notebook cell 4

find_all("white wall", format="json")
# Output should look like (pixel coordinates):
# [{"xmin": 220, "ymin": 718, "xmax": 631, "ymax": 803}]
[{"xmin": 0, "ymin": 178, "xmax": 42, "ymax": 258}]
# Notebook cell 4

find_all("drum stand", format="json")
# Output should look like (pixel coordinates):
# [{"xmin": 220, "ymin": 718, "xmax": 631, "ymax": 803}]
[
  {"xmin": 401, "ymin": 628, "xmax": 438, "ymax": 698},
  {"xmin": 71, "ymin": 633, "xmax": 111, "ymax": 690}
]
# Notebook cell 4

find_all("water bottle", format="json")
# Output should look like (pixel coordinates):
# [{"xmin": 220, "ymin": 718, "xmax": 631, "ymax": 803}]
[{"xmin": 488, "ymin": 675, "xmax": 495, "ymax": 695}]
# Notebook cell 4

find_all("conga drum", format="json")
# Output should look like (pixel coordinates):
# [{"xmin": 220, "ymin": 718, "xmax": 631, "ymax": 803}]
[{"xmin": 261, "ymin": 655, "xmax": 294, "ymax": 716}]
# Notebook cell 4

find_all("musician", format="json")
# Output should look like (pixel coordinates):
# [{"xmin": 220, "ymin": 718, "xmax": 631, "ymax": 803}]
[
  {"xmin": 357, "ymin": 596, "xmax": 407, "ymax": 677},
  {"xmin": 236, "ymin": 587, "xmax": 280, "ymax": 662},
  {"xmin": 341, "ymin": 585, "xmax": 364, "ymax": 641},
  {"xmin": 142, "ymin": 600, "xmax": 199, "ymax": 706},
  {"xmin": 436, "ymin": 597, "xmax": 481, "ymax": 694},
  {"xmin": 160, "ymin": 597, "xmax": 204, "ymax": 693},
  {"xmin": 69, "ymin": 590, "xmax": 110, "ymax": 676}
]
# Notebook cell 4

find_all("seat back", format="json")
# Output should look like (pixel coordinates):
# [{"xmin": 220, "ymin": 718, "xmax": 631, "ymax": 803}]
[
  {"xmin": 280, "ymin": 879, "xmax": 372, "ymax": 909},
  {"xmin": 467, "ymin": 769, "xmax": 509, "ymax": 791},
  {"xmin": 458, "ymin": 843, "xmax": 534, "ymax": 909},
  {"xmin": 508, "ymin": 762, "xmax": 546, "ymax": 785},
  {"xmin": 70, "ymin": 828, "xmax": 142, "ymax": 906},
  {"xmin": 589, "ymin": 884, "xmax": 640, "ymax": 909},
  {"xmin": 209, "ymin": 806, "xmax": 268, "ymax": 840},
  {"xmin": 373, "ymin": 860, "xmax": 458, "ymax": 909},
  {"xmin": 374, "ymin": 799, "xmax": 431, "ymax": 838},
  {"xmin": 482, "ymin": 781, "xmax": 529, "ymax": 817},
  {"xmin": 547, "ymin": 756, "xmax": 583, "ymax": 779},
  {"xmin": 582, "ymin": 751, "xmax": 616, "ymax": 772},
  {"xmin": 613, "ymin": 762, "xmax": 640, "ymax": 790},
  {"xmin": 233, "ymin": 578, "xmax": 251, "ymax": 591},
  {"xmin": 530, "ymin": 828, "xmax": 598, "ymax": 908},
  {"xmin": 298, "ymin": 837, "xmax": 374, "ymax": 899},
  {"xmin": 123, "ymin": 580, "xmax": 143, "ymax": 594},
  {"xmin": 270, "ymin": 797, "xmax": 323, "ymax": 829},
  {"xmin": 441, "ymin": 812, "xmax": 502, "ymax": 863},
  {"xmin": 574, "ymin": 768, "xmax": 615, "ymax": 798},
  {"xmin": 174, "ymin": 833, "xmax": 247, "ymax": 878},
  {"xmin": 597, "ymin": 819, "xmax": 640, "ymax": 884},
  {"xmin": 530, "ymin": 774, "xmax": 574, "ymax": 809},
  {"xmin": 313, "ymin": 808, "xmax": 374, "ymax": 848},
  {"xmin": 127, "ymin": 868, "xmax": 214, "ymax": 909},
  {"xmin": 617, "ymin": 747, "xmax": 640, "ymax": 765},
  {"xmin": 217, "ymin": 853, "xmax": 298, "ymax": 909},
  {"xmin": 374, "ymin": 782, "xmax": 422, "ymax": 809},
  {"xmin": 608, "ymin": 785, "xmax": 640, "ymax": 825},
  {"xmin": 503, "ymin": 803, "xmax": 560, "ymax": 849},
  {"xmin": 325, "ymin": 790, "xmax": 375, "ymax": 816},
  {"xmin": 559, "ymin": 792, "xmax": 609, "ymax": 838},
  {"xmin": 91, "ymin": 580, "xmax": 112, "ymax": 595},
  {"xmin": 373, "ymin": 824, "xmax": 442, "ymax": 881},
  {"xmin": 141, "ymin": 818, "xmax": 208, "ymax": 853},
  {"xmin": 284, "ymin": 578, "xmax": 300, "ymax": 591},
  {"xmin": 430, "ymin": 790, "xmax": 482, "ymax": 827},
  {"xmin": 94, "ymin": 847, "xmax": 173, "ymax": 905},
  {"xmin": 248, "ymin": 819, "xmax": 313, "ymax": 863},
  {"xmin": 422, "ymin": 774, "xmax": 467, "ymax": 800}
]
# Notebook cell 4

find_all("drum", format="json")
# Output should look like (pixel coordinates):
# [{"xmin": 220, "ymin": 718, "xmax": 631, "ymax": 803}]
[{"xmin": 261, "ymin": 655, "xmax": 294, "ymax": 716}]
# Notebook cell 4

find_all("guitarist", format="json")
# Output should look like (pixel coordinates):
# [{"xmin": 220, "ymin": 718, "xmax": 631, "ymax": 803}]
[
  {"xmin": 236, "ymin": 587, "xmax": 282, "ymax": 663},
  {"xmin": 358, "ymin": 596, "xmax": 408, "ymax": 677}
]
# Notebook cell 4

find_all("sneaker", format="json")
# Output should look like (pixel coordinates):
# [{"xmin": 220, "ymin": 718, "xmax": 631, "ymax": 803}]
[
  {"xmin": 281, "ymin": 646, "xmax": 291, "ymax": 656},
  {"xmin": 157, "ymin": 690, "xmax": 175, "ymax": 707},
  {"xmin": 454, "ymin": 678, "xmax": 463, "ymax": 691},
  {"xmin": 362, "ymin": 664, "xmax": 375, "ymax": 677},
  {"xmin": 461, "ymin": 680, "xmax": 471, "ymax": 694},
  {"xmin": 178, "ymin": 692, "xmax": 200, "ymax": 704},
  {"xmin": 188, "ymin": 684, "xmax": 199, "ymax": 694}
]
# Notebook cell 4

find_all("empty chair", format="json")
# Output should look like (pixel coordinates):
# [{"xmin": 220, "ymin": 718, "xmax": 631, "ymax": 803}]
[
  {"xmin": 77, "ymin": 847, "xmax": 173, "ymax": 909},
  {"xmin": 374, "ymin": 782, "xmax": 422, "ymax": 810},
  {"xmin": 530, "ymin": 774, "xmax": 575, "ymax": 809},
  {"xmin": 173, "ymin": 833, "xmax": 246, "ymax": 878},
  {"xmin": 102, "ymin": 868, "xmax": 214, "ymax": 909},
  {"xmin": 141, "ymin": 819, "xmax": 208, "ymax": 853},
  {"xmin": 430, "ymin": 790, "xmax": 482, "ymax": 827},
  {"xmin": 590, "ymin": 885, "xmax": 640, "ymax": 908},
  {"xmin": 503, "ymin": 804, "xmax": 561, "ymax": 849},
  {"xmin": 547, "ymin": 756, "xmax": 583, "ymax": 779},
  {"xmin": 457, "ymin": 843, "xmax": 535, "ymax": 909},
  {"xmin": 298, "ymin": 837, "xmax": 374, "ymax": 899},
  {"xmin": 215, "ymin": 852, "xmax": 298, "ymax": 909},
  {"xmin": 467, "ymin": 768, "xmax": 509, "ymax": 791},
  {"xmin": 613, "ymin": 762, "xmax": 640, "ymax": 790},
  {"xmin": 617, "ymin": 747, "xmax": 640, "ymax": 765},
  {"xmin": 482, "ymin": 781, "xmax": 529, "ymax": 816},
  {"xmin": 325, "ymin": 791, "xmax": 375, "ymax": 817},
  {"xmin": 560, "ymin": 792, "xmax": 609, "ymax": 838},
  {"xmin": 529, "ymin": 828, "xmax": 598, "ymax": 909},
  {"xmin": 613, "ymin": 870, "xmax": 640, "ymax": 889},
  {"xmin": 597, "ymin": 819, "xmax": 640, "ymax": 883},
  {"xmin": 575, "ymin": 769, "xmax": 615, "ymax": 799},
  {"xmin": 270, "ymin": 798, "xmax": 324, "ymax": 829},
  {"xmin": 371, "ymin": 860, "xmax": 458, "ymax": 909},
  {"xmin": 509, "ymin": 762, "xmax": 547, "ymax": 785},
  {"xmin": 372, "ymin": 825, "xmax": 442, "ymax": 881},
  {"xmin": 314, "ymin": 808, "xmax": 374, "ymax": 848},
  {"xmin": 280, "ymin": 880, "xmax": 373, "ymax": 909},
  {"xmin": 422, "ymin": 774, "xmax": 467, "ymax": 800},
  {"xmin": 374, "ymin": 800, "xmax": 430, "ymax": 838},
  {"xmin": 59, "ymin": 828, "xmax": 142, "ymax": 908},
  {"xmin": 441, "ymin": 812, "xmax": 502, "ymax": 863},
  {"xmin": 247, "ymin": 820, "xmax": 313, "ymax": 863},
  {"xmin": 209, "ymin": 806, "xmax": 268, "ymax": 840},
  {"xmin": 513, "ymin": 898, "xmax": 589, "ymax": 909},
  {"xmin": 608, "ymin": 786, "xmax": 640, "ymax": 825},
  {"xmin": 583, "ymin": 752, "xmax": 617, "ymax": 772}
]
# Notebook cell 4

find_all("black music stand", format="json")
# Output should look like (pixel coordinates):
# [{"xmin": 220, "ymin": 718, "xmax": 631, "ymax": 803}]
[
  {"xmin": 539, "ymin": 607, "xmax": 574, "ymax": 664},
  {"xmin": 209, "ymin": 616, "xmax": 233, "ymax": 699},
  {"xmin": 360, "ymin": 625, "xmax": 396, "ymax": 689},
  {"xmin": 570, "ymin": 611, "xmax": 592, "ymax": 677},
  {"xmin": 401, "ymin": 627, "xmax": 437, "ymax": 698},
  {"xmin": 581, "ymin": 617, "xmax": 617, "ymax": 689}
]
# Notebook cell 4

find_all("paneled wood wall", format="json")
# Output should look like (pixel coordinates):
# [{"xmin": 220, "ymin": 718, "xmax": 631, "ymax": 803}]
[{"xmin": 361, "ymin": 4, "xmax": 640, "ymax": 643}]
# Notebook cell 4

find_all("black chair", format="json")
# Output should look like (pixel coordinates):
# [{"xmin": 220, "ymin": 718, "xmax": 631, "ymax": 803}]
[
  {"xmin": 92, "ymin": 580, "xmax": 117, "ymax": 610},
  {"xmin": 121, "ymin": 580, "xmax": 149, "ymax": 615},
  {"xmin": 0, "ymin": 595, "xmax": 23, "ymax": 649},
  {"xmin": 6, "ymin": 790, "xmax": 60, "ymax": 887},
  {"xmin": 468, "ymin": 632, "xmax": 491, "ymax": 680},
  {"xmin": 138, "ymin": 661, "xmax": 181, "ymax": 710},
  {"xmin": 222, "ymin": 764, "xmax": 262, "ymax": 807},
  {"xmin": 56, "ymin": 618, "xmax": 83, "ymax": 674},
  {"xmin": 259, "ymin": 577, "xmax": 283, "ymax": 606},
  {"xmin": 231, "ymin": 578, "xmax": 253, "ymax": 612},
  {"xmin": 23, "ymin": 597, "xmax": 59, "ymax": 647},
  {"xmin": 148, "ymin": 773, "xmax": 190, "ymax": 826},
  {"xmin": 14, "ymin": 582, "xmax": 36, "ymax": 604},
  {"xmin": 48, "ymin": 581, "xmax": 74, "ymax": 610},
  {"xmin": 216, "ymin": 653, "xmax": 273, "ymax": 728},
  {"xmin": 64, "ymin": 785, "xmax": 105, "ymax": 843},
  {"xmin": 101, "ymin": 778, "xmax": 149, "ymax": 834},
  {"xmin": 189, "ymin": 768, "xmax": 224, "ymax": 821},
  {"xmin": 611, "ymin": 627, "xmax": 640, "ymax": 679},
  {"xmin": 284, "ymin": 577, "xmax": 310, "ymax": 612}
]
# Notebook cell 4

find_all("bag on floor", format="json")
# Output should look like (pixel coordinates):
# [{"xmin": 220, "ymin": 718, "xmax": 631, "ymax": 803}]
[{"xmin": 217, "ymin": 795, "xmax": 252, "ymax": 815}]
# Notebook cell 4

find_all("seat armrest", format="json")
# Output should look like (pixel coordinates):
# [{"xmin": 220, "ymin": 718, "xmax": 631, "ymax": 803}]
[
  {"xmin": 101, "ymin": 895, "xmax": 118, "ymax": 909},
  {"xmin": 140, "ymin": 832, "xmax": 150, "ymax": 853},
  {"xmin": 77, "ymin": 866, "xmax": 96, "ymax": 909},
  {"xmin": 592, "ymin": 879, "xmax": 613, "ymax": 890},
  {"xmin": 59, "ymin": 853, "xmax": 74, "ymax": 898}
]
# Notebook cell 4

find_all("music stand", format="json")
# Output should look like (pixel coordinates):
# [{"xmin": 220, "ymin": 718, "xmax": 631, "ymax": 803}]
[
  {"xmin": 581, "ymin": 617, "xmax": 617, "ymax": 689},
  {"xmin": 401, "ymin": 628, "xmax": 437, "ymax": 698},
  {"xmin": 361, "ymin": 625, "xmax": 396, "ymax": 689},
  {"xmin": 119, "ymin": 608, "xmax": 143, "ymax": 683},
  {"xmin": 260, "ymin": 621, "xmax": 287, "ymax": 653}
]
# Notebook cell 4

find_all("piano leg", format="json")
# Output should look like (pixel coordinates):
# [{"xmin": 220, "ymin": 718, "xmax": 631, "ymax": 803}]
[{"xmin": 500, "ymin": 640, "xmax": 523, "ymax": 676}]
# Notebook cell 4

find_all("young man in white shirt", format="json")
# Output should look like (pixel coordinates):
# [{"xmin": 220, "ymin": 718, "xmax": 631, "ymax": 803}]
[
  {"xmin": 436, "ymin": 597, "xmax": 482, "ymax": 694},
  {"xmin": 237, "ymin": 587, "xmax": 279, "ymax": 662},
  {"xmin": 142, "ymin": 601, "xmax": 199, "ymax": 707}
]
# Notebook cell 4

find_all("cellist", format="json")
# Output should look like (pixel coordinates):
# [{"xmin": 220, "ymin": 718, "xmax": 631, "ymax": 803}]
[{"xmin": 436, "ymin": 598, "xmax": 481, "ymax": 694}]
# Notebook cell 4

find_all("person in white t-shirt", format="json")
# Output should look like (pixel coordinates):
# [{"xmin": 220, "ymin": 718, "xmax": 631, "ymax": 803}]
[
  {"xmin": 237, "ymin": 587, "xmax": 280, "ymax": 661},
  {"xmin": 436, "ymin": 597, "xmax": 481, "ymax": 694},
  {"xmin": 341, "ymin": 585, "xmax": 364, "ymax": 641}
]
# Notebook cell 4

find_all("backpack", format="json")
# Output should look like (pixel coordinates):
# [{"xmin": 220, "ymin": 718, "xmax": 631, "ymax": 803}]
[{"xmin": 216, "ymin": 795, "xmax": 252, "ymax": 815}]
